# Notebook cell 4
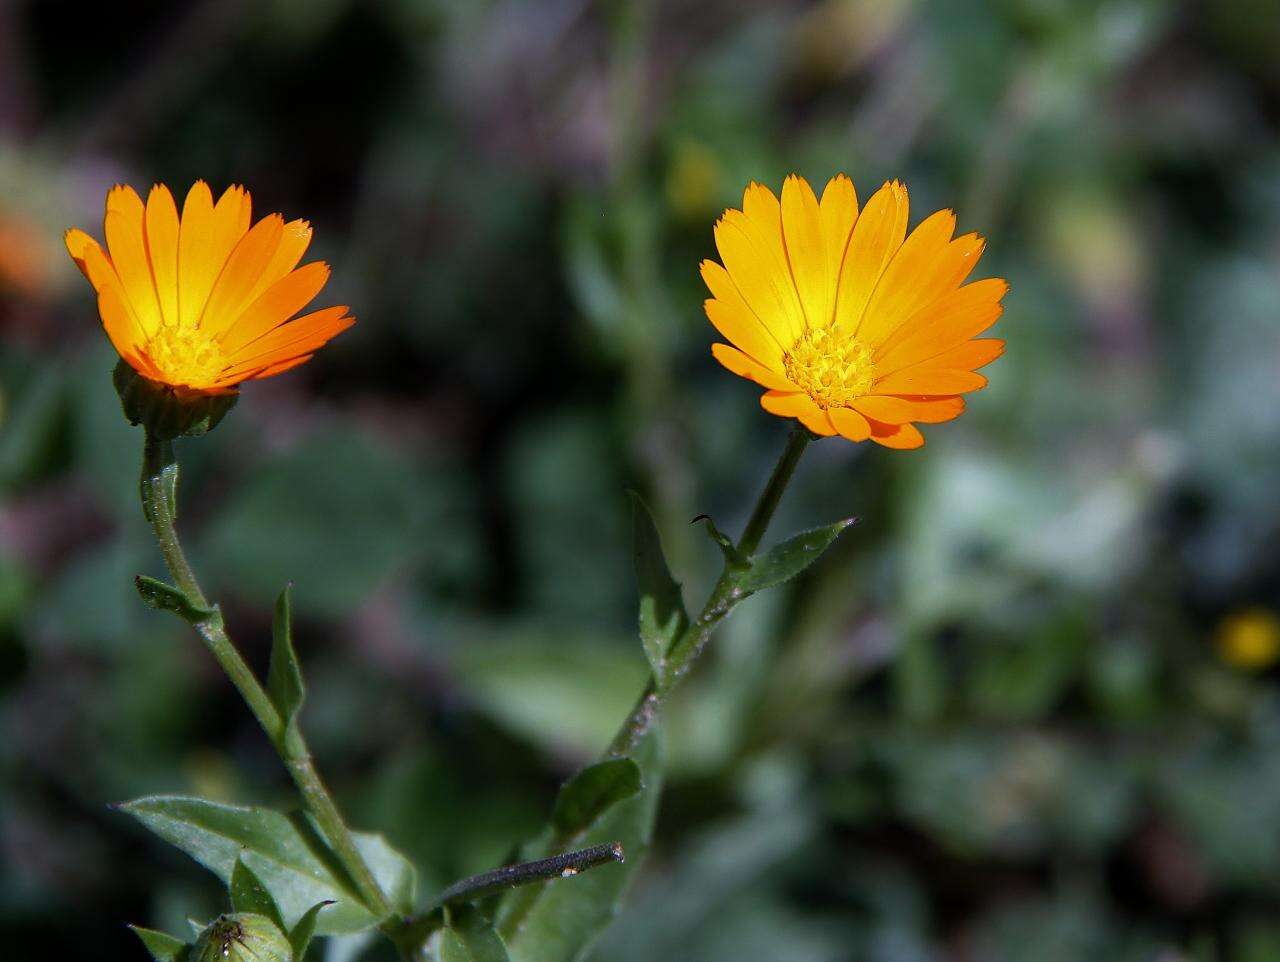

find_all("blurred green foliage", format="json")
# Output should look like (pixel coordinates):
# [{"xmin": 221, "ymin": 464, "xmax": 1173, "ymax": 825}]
[{"xmin": 2, "ymin": 0, "xmax": 1280, "ymax": 959}]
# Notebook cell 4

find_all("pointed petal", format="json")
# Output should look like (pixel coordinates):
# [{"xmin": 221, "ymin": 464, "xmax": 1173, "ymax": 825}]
[
  {"xmin": 216, "ymin": 261, "xmax": 331, "ymax": 356},
  {"xmin": 199, "ymin": 214, "xmax": 285, "ymax": 335},
  {"xmin": 875, "ymin": 278, "xmax": 1008, "ymax": 373},
  {"xmin": 856, "ymin": 208, "xmax": 957, "ymax": 348},
  {"xmin": 220, "ymin": 306, "xmax": 354, "ymax": 376},
  {"xmin": 781, "ymin": 174, "xmax": 829, "ymax": 329},
  {"xmin": 105, "ymin": 208, "xmax": 164, "ymax": 339},
  {"xmin": 710, "ymin": 342, "xmax": 796, "ymax": 391},
  {"xmin": 832, "ymin": 180, "xmax": 908, "ymax": 336},
  {"xmin": 819, "ymin": 174, "xmax": 858, "ymax": 315},
  {"xmin": 65, "ymin": 228, "xmax": 99, "ymax": 279},
  {"xmin": 701, "ymin": 259, "xmax": 786, "ymax": 365},
  {"xmin": 145, "ymin": 185, "xmax": 181, "ymax": 327},
  {"xmin": 715, "ymin": 207, "xmax": 806, "ymax": 345}
]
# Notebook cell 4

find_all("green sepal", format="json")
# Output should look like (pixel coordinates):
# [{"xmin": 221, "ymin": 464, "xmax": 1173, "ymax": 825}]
[
  {"xmin": 135, "ymin": 575, "xmax": 215, "ymax": 623},
  {"xmin": 441, "ymin": 904, "xmax": 511, "ymax": 962},
  {"xmin": 735, "ymin": 518, "xmax": 857, "ymax": 594},
  {"xmin": 191, "ymin": 914, "xmax": 290, "ymax": 962},
  {"xmin": 231, "ymin": 856, "xmax": 287, "ymax": 932},
  {"xmin": 629, "ymin": 492, "xmax": 687, "ymax": 683},
  {"xmin": 114, "ymin": 359, "xmax": 237, "ymax": 441},
  {"xmin": 693, "ymin": 514, "xmax": 748, "ymax": 568},
  {"xmin": 551, "ymin": 758, "xmax": 642, "ymax": 841},
  {"xmin": 288, "ymin": 901, "xmax": 333, "ymax": 960},
  {"xmin": 267, "ymin": 585, "xmax": 305, "ymax": 752},
  {"xmin": 129, "ymin": 925, "xmax": 191, "ymax": 962}
]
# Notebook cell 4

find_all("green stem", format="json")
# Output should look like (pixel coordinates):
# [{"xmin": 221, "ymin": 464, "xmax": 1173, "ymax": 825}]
[
  {"xmin": 138, "ymin": 432, "xmax": 394, "ymax": 924},
  {"xmin": 608, "ymin": 426, "xmax": 811, "ymax": 757}
]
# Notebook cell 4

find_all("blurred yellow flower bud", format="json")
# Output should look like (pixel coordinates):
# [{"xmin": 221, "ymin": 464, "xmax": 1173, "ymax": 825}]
[{"xmin": 1216, "ymin": 609, "xmax": 1280, "ymax": 671}]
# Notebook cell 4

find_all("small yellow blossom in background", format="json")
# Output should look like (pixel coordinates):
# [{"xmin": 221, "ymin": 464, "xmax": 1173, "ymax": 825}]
[
  {"xmin": 702, "ymin": 175, "xmax": 1007, "ymax": 448},
  {"xmin": 0, "ymin": 212, "xmax": 50, "ymax": 297},
  {"xmin": 1216, "ymin": 608, "xmax": 1280, "ymax": 671},
  {"xmin": 65, "ymin": 182, "xmax": 354, "ymax": 396}
]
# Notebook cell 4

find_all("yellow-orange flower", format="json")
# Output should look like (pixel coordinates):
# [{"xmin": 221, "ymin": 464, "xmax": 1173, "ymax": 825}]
[
  {"xmin": 65, "ymin": 182, "xmax": 354, "ymax": 395},
  {"xmin": 703, "ymin": 175, "xmax": 1007, "ymax": 448}
]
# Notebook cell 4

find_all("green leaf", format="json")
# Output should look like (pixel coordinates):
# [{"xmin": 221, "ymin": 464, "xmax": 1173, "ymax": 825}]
[
  {"xmin": 629, "ymin": 492, "xmax": 688, "ymax": 682},
  {"xmin": 736, "ymin": 519, "xmax": 856, "ymax": 594},
  {"xmin": 441, "ymin": 904, "xmax": 511, "ymax": 962},
  {"xmin": 130, "ymin": 925, "xmax": 191, "ymax": 962},
  {"xmin": 267, "ymin": 585, "xmax": 305, "ymax": 745},
  {"xmin": 118, "ymin": 796, "xmax": 416, "ymax": 936},
  {"xmin": 231, "ymin": 856, "xmax": 286, "ymax": 931},
  {"xmin": 288, "ymin": 901, "xmax": 333, "ymax": 960},
  {"xmin": 134, "ymin": 575, "xmax": 214, "ymax": 623},
  {"xmin": 495, "ymin": 730, "xmax": 662, "ymax": 962},
  {"xmin": 692, "ymin": 514, "xmax": 747, "ymax": 568},
  {"xmin": 551, "ymin": 759, "xmax": 642, "ymax": 841}
]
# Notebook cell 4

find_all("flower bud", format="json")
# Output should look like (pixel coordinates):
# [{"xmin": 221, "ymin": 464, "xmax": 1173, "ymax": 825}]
[
  {"xmin": 113, "ymin": 360, "xmax": 237, "ymax": 440},
  {"xmin": 192, "ymin": 913, "xmax": 291, "ymax": 962}
]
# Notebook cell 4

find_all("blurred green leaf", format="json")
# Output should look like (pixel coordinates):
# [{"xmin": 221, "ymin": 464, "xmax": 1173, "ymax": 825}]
[
  {"xmin": 552, "ymin": 759, "xmax": 642, "ymax": 842},
  {"xmin": 230, "ymin": 857, "xmax": 287, "ymax": 932},
  {"xmin": 130, "ymin": 925, "xmax": 191, "ymax": 962},
  {"xmin": 134, "ymin": 575, "xmax": 214, "ymax": 623},
  {"xmin": 267, "ymin": 585, "xmax": 305, "ymax": 746},
  {"xmin": 629, "ymin": 492, "xmax": 687, "ymax": 682},
  {"xmin": 453, "ymin": 632, "xmax": 648, "ymax": 757},
  {"xmin": 119, "ymin": 796, "xmax": 416, "ymax": 935},
  {"xmin": 496, "ymin": 731, "xmax": 663, "ymax": 962},
  {"xmin": 736, "ymin": 519, "xmax": 856, "ymax": 594}
]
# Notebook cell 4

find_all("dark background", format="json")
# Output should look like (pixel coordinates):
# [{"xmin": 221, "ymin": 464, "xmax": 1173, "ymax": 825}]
[{"xmin": 2, "ymin": 0, "xmax": 1280, "ymax": 959}]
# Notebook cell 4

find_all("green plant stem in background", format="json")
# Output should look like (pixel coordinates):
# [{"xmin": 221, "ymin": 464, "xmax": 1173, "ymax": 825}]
[
  {"xmin": 138, "ymin": 433, "xmax": 395, "ymax": 926},
  {"xmin": 609, "ymin": 426, "xmax": 812, "ymax": 757}
]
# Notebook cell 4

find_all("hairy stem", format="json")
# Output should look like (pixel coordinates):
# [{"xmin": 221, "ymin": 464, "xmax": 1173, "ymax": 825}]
[{"xmin": 138, "ymin": 432, "xmax": 393, "ymax": 923}]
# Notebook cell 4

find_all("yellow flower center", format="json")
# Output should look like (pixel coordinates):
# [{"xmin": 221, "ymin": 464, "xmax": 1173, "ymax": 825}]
[
  {"xmin": 144, "ymin": 325, "xmax": 228, "ymax": 389},
  {"xmin": 783, "ymin": 327, "xmax": 876, "ymax": 408}
]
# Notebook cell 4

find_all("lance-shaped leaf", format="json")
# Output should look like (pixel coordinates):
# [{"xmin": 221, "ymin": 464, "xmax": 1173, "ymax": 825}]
[
  {"xmin": 551, "ymin": 758, "xmax": 642, "ymax": 842},
  {"xmin": 288, "ymin": 901, "xmax": 333, "ymax": 960},
  {"xmin": 629, "ymin": 492, "xmax": 687, "ymax": 682},
  {"xmin": 495, "ymin": 730, "xmax": 662, "ymax": 962},
  {"xmin": 130, "ymin": 925, "xmax": 191, "ymax": 962},
  {"xmin": 118, "ymin": 796, "xmax": 416, "ymax": 935},
  {"xmin": 692, "ymin": 514, "xmax": 748, "ymax": 568},
  {"xmin": 267, "ymin": 585, "xmax": 305, "ymax": 746},
  {"xmin": 231, "ymin": 856, "xmax": 286, "ymax": 931},
  {"xmin": 440, "ymin": 904, "xmax": 512, "ymax": 962},
  {"xmin": 735, "ymin": 518, "xmax": 857, "ymax": 594},
  {"xmin": 135, "ymin": 575, "xmax": 214, "ymax": 623}
]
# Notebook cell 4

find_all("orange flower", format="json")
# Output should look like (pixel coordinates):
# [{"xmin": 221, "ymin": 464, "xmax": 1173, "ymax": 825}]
[
  {"xmin": 703, "ymin": 175, "xmax": 1007, "ymax": 448},
  {"xmin": 65, "ymin": 182, "xmax": 354, "ymax": 396}
]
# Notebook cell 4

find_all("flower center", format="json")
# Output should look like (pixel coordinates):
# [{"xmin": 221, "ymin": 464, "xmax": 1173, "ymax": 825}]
[
  {"xmin": 783, "ymin": 327, "xmax": 876, "ymax": 409},
  {"xmin": 143, "ymin": 324, "xmax": 229, "ymax": 389}
]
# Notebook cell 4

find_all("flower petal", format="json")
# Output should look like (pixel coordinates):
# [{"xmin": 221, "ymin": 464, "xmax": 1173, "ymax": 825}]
[
  {"xmin": 65, "ymin": 228, "xmax": 99, "ymax": 280},
  {"xmin": 828, "ymin": 406, "xmax": 871, "ymax": 441},
  {"xmin": 868, "ymin": 419, "xmax": 925, "ymax": 449},
  {"xmin": 241, "ymin": 218, "xmax": 313, "ymax": 307},
  {"xmin": 105, "ymin": 203, "xmax": 164, "ymax": 340},
  {"xmin": 179, "ymin": 183, "xmax": 251, "ymax": 330},
  {"xmin": 715, "ymin": 208, "xmax": 806, "ymax": 346},
  {"xmin": 145, "ymin": 184, "xmax": 181, "ymax": 328},
  {"xmin": 781, "ymin": 174, "xmax": 829, "ymax": 330},
  {"xmin": 219, "ymin": 306, "xmax": 354, "ymax": 379},
  {"xmin": 873, "ymin": 368, "xmax": 989, "ymax": 395},
  {"xmin": 216, "ymin": 261, "xmax": 331, "ymax": 356},
  {"xmin": 819, "ymin": 174, "xmax": 858, "ymax": 309},
  {"xmin": 856, "ymin": 207, "xmax": 956, "ymax": 348},
  {"xmin": 711, "ymin": 342, "xmax": 796, "ymax": 391},
  {"xmin": 875, "ymin": 278, "xmax": 1007, "ymax": 373},
  {"xmin": 199, "ymin": 214, "xmax": 285, "ymax": 336},
  {"xmin": 832, "ymin": 179, "xmax": 908, "ymax": 336},
  {"xmin": 703, "ymin": 289, "xmax": 784, "ymax": 369}
]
